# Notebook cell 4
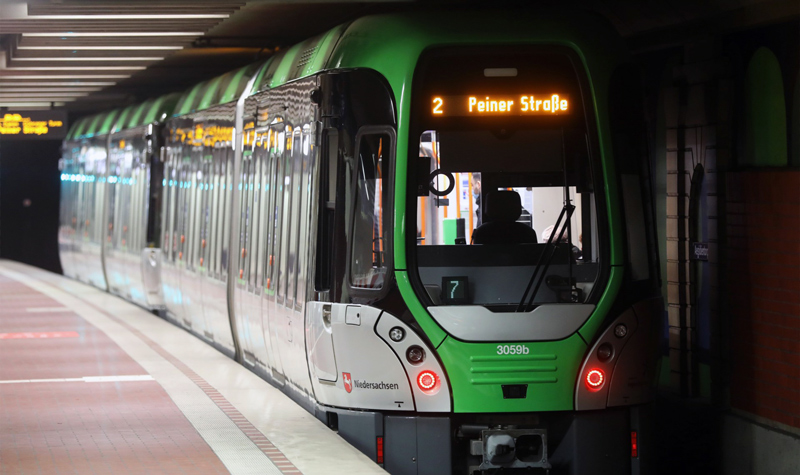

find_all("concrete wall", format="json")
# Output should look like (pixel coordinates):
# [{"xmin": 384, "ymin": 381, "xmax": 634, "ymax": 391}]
[{"xmin": 723, "ymin": 413, "xmax": 800, "ymax": 475}]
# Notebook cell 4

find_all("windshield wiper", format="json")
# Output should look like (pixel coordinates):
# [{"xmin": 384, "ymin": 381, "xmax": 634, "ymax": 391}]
[
  {"xmin": 517, "ymin": 128, "xmax": 578, "ymax": 312},
  {"xmin": 516, "ymin": 203, "xmax": 575, "ymax": 312}
]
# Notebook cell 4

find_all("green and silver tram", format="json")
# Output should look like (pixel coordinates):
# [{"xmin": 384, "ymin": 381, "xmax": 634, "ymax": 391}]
[{"xmin": 60, "ymin": 9, "xmax": 661, "ymax": 475}]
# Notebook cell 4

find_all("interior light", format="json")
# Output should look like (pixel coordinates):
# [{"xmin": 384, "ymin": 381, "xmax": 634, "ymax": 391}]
[{"xmin": 585, "ymin": 369, "xmax": 605, "ymax": 390}]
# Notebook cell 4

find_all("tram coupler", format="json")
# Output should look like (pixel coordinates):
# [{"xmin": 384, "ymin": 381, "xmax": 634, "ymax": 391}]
[{"xmin": 470, "ymin": 428, "xmax": 551, "ymax": 473}]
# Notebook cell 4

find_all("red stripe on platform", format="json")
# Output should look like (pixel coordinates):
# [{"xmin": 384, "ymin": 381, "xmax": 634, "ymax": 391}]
[{"xmin": 0, "ymin": 331, "xmax": 79, "ymax": 339}]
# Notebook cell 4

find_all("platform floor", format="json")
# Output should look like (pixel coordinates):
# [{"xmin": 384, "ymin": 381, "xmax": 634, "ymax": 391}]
[{"xmin": 0, "ymin": 260, "xmax": 385, "ymax": 475}]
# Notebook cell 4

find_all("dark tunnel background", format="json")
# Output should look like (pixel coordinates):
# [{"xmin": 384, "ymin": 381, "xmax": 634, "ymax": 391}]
[{"xmin": 0, "ymin": 140, "xmax": 63, "ymax": 274}]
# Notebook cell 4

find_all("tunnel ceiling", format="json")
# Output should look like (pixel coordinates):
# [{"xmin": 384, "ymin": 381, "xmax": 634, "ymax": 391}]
[{"xmin": 0, "ymin": 0, "xmax": 797, "ymax": 115}]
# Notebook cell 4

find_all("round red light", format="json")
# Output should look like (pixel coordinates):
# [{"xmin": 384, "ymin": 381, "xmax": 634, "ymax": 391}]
[
  {"xmin": 417, "ymin": 370, "xmax": 441, "ymax": 394},
  {"xmin": 418, "ymin": 371, "xmax": 436, "ymax": 390},
  {"xmin": 586, "ymin": 369, "xmax": 605, "ymax": 389}
]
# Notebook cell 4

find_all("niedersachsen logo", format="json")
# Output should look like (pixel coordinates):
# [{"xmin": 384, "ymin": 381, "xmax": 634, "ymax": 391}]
[{"xmin": 353, "ymin": 379, "xmax": 400, "ymax": 390}]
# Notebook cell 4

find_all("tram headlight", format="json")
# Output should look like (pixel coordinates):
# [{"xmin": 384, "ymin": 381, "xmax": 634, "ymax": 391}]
[
  {"xmin": 389, "ymin": 326, "xmax": 405, "ymax": 342},
  {"xmin": 406, "ymin": 345, "xmax": 425, "ymax": 365},
  {"xmin": 597, "ymin": 343, "xmax": 614, "ymax": 362}
]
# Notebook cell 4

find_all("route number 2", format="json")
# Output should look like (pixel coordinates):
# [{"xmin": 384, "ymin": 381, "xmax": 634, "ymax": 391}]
[{"xmin": 432, "ymin": 97, "xmax": 444, "ymax": 115}]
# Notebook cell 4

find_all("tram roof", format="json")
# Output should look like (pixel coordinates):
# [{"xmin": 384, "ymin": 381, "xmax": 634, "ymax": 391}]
[
  {"xmin": 172, "ymin": 62, "xmax": 261, "ymax": 116},
  {"xmin": 67, "ymin": 9, "xmax": 628, "ymax": 137}
]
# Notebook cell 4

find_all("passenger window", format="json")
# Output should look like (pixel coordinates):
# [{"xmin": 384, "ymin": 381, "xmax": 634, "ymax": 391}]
[
  {"xmin": 254, "ymin": 140, "xmax": 269, "ymax": 290},
  {"xmin": 265, "ymin": 126, "xmax": 283, "ymax": 297},
  {"xmin": 286, "ymin": 128, "xmax": 303, "ymax": 303},
  {"xmin": 278, "ymin": 126, "xmax": 294, "ymax": 304},
  {"xmin": 350, "ymin": 130, "xmax": 391, "ymax": 290},
  {"xmin": 294, "ymin": 126, "xmax": 314, "ymax": 308}
]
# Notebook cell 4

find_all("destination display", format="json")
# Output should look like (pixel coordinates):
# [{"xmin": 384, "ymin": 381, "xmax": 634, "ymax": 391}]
[
  {"xmin": 432, "ymin": 94, "xmax": 570, "ymax": 117},
  {"xmin": 0, "ymin": 111, "xmax": 68, "ymax": 140}
]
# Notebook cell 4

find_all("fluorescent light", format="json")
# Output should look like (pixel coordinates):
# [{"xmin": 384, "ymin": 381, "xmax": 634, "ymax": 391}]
[
  {"xmin": 24, "ymin": 32, "xmax": 204, "ymax": 37},
  {"xmin": 0, "ymin": 101, "xmax": 72, "ymax": 106},
  {"xmin": 17, "ymin": 46, "xmax": 184, "ymax": 51},
  {"xmin": 0, "ymin": 75, "xmax": 130, "ymax": 79},
  {"xmin": 0, "ymin": 88, "xmax": 102, "ymax": 92},
  {"xmin": 6, "ymin": 66, "xmax": 146, "ymax": 71},
  {"xmin": 30, "ymin": 14, "xmax": 229, "ymax": 20},
  {"xmin": 13, "ymin": 57, "xmax": 164, "ymax": 61},
  {"xmin": 0, "ymin": 92, "xmax": 89, "ymax": 100},
  {"xmin": 0, "ymin": 82, "xmax": 116, "ymax": 86}
]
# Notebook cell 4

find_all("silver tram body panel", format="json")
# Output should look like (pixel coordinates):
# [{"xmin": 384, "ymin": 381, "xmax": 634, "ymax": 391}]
[
  {"xmin": 105, "ymin": 125, "xmax": 157, "ymax": 308},
  {"xmin": 59, "ymin": 133, "xmax": 109, "ymax": 291}
]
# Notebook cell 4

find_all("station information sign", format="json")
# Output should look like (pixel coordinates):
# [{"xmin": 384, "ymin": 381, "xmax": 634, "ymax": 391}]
[
  {"xmin": 0, "ymin": 111, "xmax": 68, "ymax": 140},
  {"xmin": 432, "ymin": 94, "xmax": 570, "ymax": 117}
]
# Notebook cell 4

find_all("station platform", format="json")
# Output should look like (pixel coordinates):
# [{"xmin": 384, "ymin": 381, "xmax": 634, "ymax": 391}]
[{"xmin": 0, "ymin": 260, "xmax": 386, "ymax": 475}]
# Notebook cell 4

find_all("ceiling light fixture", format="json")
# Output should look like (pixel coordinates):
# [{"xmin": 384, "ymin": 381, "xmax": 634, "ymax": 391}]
[
  {"xmin": 0, "ymin": 99, "xmax": 75, "ymax": 104},
  {"xmin": 0, "ymin": 75, "xmax": 130, "ymax": 79},
  {"xmin": 24, "ymin": 32, "xmax": 204, "ymax": 37},
  {"xmin": 29, "ymin": 14, "xmax": 229, "ymax": 20},
  {"xmin": 6, "ymin": 66, "xmax": 146, "ymax": 71},
  {"xmin": 0, "ymin": 88, "xmax": 102, "ymax": 92},
  {"xmin": 0, "ymin": 92, "xmax": 89, "ymax": 101},
  {"xmin": 0, "ymin": 82, "xmax": 116, "ymax": 86},
  {"xmin": 17, "ymin": 46, "xmax": 184, "ymax": 51},
  {"xmin": 12, "ymin": 57, "xmax": 165, "ymax": 62},
  {"xmin": 5, "ymin": 67, "xmax": 147, "ymax": 73}
]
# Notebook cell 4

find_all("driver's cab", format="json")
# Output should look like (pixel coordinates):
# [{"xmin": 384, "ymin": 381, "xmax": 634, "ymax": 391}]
[{"xmin": 409, "ymin": 47, "xmax": 604, "ymax": 313}]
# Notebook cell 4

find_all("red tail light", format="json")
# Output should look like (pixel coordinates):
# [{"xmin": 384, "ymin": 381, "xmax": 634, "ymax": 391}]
[
  {"xmin": 377, "ymin": 436, "xmax": 384, "ymax": 463},
  {"xmin": 417, "ymin": 370, "xmax": 441, "ymax": 395},
  {"xmin": 585, "ymin": 368, "xmax": 605, "ymax": 390},
  {"xmin": 631, "ymin": 431, "xmax": 638, "ymax": 458}
]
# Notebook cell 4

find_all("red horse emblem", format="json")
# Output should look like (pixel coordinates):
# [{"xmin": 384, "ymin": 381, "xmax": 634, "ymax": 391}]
[{"xmin": 343, "ymin": 372, "xmax": 352, "ymax": 393}]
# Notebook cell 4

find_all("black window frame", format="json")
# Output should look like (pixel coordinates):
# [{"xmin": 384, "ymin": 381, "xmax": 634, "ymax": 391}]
[{"xmin": 346, "ymin": 125, "xmax": 396, "ymax": 300}]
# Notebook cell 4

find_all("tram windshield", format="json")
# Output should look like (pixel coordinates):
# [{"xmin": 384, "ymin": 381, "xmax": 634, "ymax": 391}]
[{"xmin": 411, "ymin": 47, "xmax": 602, "ymax": 311}]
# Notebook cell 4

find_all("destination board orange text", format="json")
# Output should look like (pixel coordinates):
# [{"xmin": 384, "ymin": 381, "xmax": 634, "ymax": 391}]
[
  {"xmin": 0, "ymin": 113, "xmax": 64, "ymax": 136},
  {"xmin": 431, "ymin": 94, "xmax": 570, "ymax": 117},
  {"xmin": 0, "ymin": 111, "xmax": 68, "ymax": 140}
]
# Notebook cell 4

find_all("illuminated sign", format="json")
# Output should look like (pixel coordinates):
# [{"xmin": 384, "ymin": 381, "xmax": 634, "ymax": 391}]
[
  {"xmin": 0, "ymin": 111, "xmax": 68, "ymax": 140},
  {"xmin": 431, "ymin": 94, "xmax": 570, "ymax": 117},
  {"xmin": 171, "ymin": 124, "xmax": 234, "ymax": 146}
]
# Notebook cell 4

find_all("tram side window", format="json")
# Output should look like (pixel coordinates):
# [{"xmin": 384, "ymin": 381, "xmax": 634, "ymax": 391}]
[
  {"xmin": 250, "ymin": 149, "xmax": 264, "ymax": 288},
  {"xmin": 350, "ymin": 131, "xmax": 390, "ymax": 290},
  {"xmin": 255, "ymin": 137, "xmax": 270, "ymax": 290},
  {"xmin": 609, "ymin": 64, "xmax": 656, "ymax": 283},
  {"xmin": 278, "ymin": 126, "xmax": 295, "ymax": 304},
  {"xmin": 239, "ymin": 151, "xmax": 254, "ymax": 282},
  {"xmin": 264, "ymin": 126, "xmax": 283, "ymax": 296}
]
